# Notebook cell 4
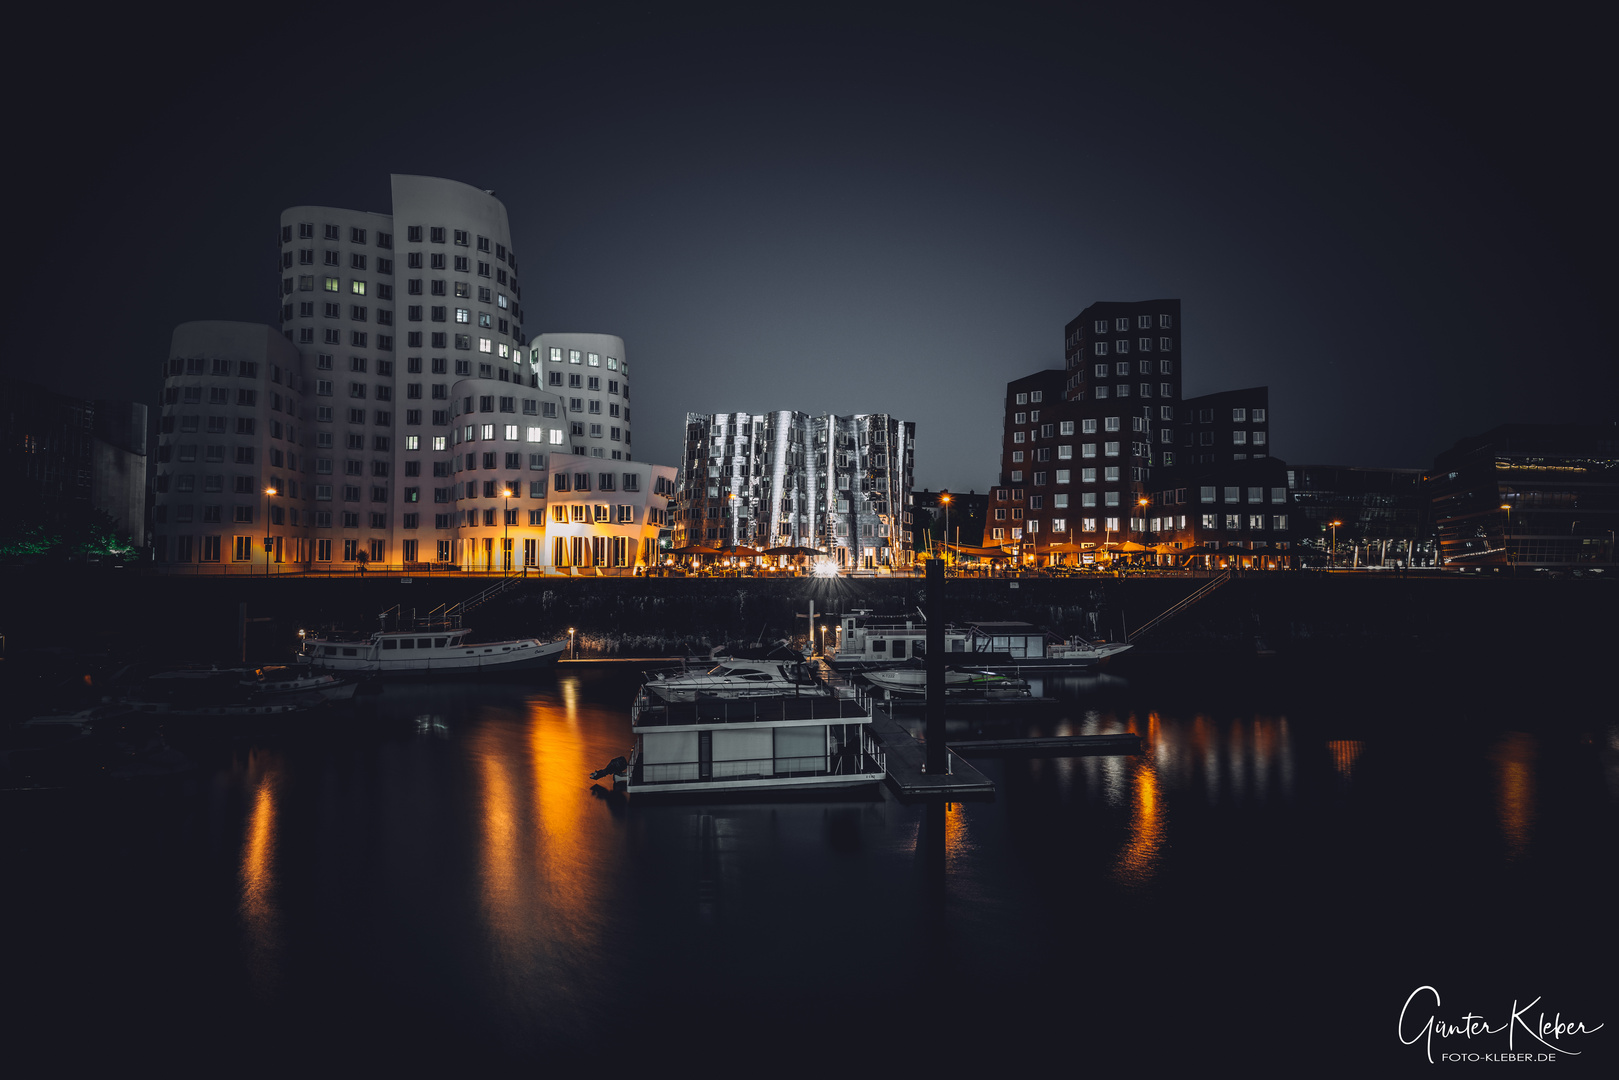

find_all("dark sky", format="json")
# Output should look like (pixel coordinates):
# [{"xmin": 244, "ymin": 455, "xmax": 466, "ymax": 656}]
[{"xmin": 7, "ymin": 2, "xmax": 1612, "ymax": 489}]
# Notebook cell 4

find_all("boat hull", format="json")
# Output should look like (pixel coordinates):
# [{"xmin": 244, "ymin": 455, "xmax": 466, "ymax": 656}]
[{"xmin": 308, "ymin": 638, "xmax": 566, "ymax": 676}]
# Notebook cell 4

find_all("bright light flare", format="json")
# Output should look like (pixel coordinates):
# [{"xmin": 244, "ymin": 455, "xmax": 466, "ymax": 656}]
[{"xmin": 813, "ymin": 559, "xmax": 839, "ymax": 578}]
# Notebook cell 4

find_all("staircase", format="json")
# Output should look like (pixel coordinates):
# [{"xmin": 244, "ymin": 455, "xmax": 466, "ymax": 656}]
[
  {"xmin": 1127, "ymin": 571, "xmax": 1231, "ymax": 643},
  {"xmin": 441, "ymin": 576, "xmax": 524, "ymax": 620}
]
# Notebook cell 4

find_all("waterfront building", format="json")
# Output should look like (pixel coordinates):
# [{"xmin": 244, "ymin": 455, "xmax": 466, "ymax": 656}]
[
  {"xmin": 150, "ymin": 175, "xmax": 672, "ymax": 573},
  {"xmin": 1286, "ymin": 464, "xmax": 1431, "ymax": 567},
  {"xmin": 1427, "ymin": 423, "xmax": 1619, "ymax": 570},
  {"xmin": 1178, "ymin": 387, "xmax": 1271, "ymax": 467},
  {"xmin": 674, "ymin": 411, "xmax": 915, "ymax": 569},
  {"xmin": 0, "ymin": 377, "xmax": 148, "ymax": 550}
]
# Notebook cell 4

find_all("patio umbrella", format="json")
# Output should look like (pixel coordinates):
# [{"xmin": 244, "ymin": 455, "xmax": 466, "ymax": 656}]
[
  {"xmin": 763, "ymin": 545, "xmax": 825, "ymax": 557},
  {"xmin": 719, "ymin": 545, "xmax": 765, "ymax": 558},
  {"xmin": 669, "ymin": 545, "xmax": 722, "ymax": 556}
]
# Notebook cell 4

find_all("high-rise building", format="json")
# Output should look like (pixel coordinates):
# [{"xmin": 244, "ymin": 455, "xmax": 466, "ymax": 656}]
[
  {"xmin": 675, "ymin": 411, "xmax": 915, "ymax": 569},
  {"xmin": 987, "ymin": 300, "xmax": 1183, "ymax": 556},
  {"xmin": 150, "ymin": 175, "xmax": 671, "ymax": 573}
]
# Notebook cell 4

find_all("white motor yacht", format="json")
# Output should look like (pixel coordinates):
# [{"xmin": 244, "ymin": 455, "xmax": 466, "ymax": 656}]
[
  {"xmin": 643, "ymin": 655, "xmax": 829, "ymax": 702},
  {"xmin": 302, "ymin": 626, "xmax": 564, "ymax": 675}
]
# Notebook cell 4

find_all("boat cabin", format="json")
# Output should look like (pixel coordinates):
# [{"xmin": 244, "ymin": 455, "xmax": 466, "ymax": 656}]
[{"xmin": 828, "ymin": 610, "xmax": 969, "ymax": 667}]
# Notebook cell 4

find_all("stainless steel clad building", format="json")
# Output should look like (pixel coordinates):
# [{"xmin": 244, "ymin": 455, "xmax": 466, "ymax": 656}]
[{"xmin": 676, "ymin": 411, "xmax": 915, "ymax": 569}]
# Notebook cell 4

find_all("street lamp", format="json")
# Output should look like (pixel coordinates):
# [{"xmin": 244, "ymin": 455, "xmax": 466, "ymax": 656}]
[
  {"xmin": 729, "ymin": 491, "xmax": 739, "ymax": 549},
  {"xmin": 1329, "ymin": 520, "xmax": 1342, "ymax": 569},
  {"xmin": 1137, "ymin": 496, "xmax": 1149, "ymax": 569},
  {"xmin": 263, "ymin": 486, "xmax": 277, "ymax": 579},
  {"xmin": 502, "ymin": 487, "xmax": 513, "ymax": 576},
  {"xmin": 1500, "ymin": 503, "xmax": 1513, "ymax": 576},
  {"xmin": 940, "ymin": 491, "xmax": 951, "ymax": 573}
]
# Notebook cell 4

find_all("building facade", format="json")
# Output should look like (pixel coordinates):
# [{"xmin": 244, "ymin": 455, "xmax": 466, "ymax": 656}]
[
  {"xmin": 987, "ymin": 305, "xmax": 1295, "ymax": 567},
  {"xmin": 1286, "ymin": 464, "xmax": 1431, "ymax": 566},
  {"xmin": 1428, "ymin": 423, "xmax": 1618, "ymax": 570},
  {"xmin": 0, "ymin": 377, "xmax": 148, "ymax": 549},
  {"xmin": 675, "ymin": 411, "xmax": 915, "ymax": 569},
  {"xmin": 150, "ymin": 175, "xmax": 669, "ymax": 573}
]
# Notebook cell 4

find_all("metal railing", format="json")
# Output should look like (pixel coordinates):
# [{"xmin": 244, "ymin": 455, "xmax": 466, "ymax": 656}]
[
  {"xmin": 1126, "ymin": 570, "xmax": 1231, "ymax": 642},
  {"xmin": 633, "ymin": 694, "xmax": 874, "ymax": 728},
  {"xmin": 633, "ymin": 742, "xmax": 886, "ymax": 786}
]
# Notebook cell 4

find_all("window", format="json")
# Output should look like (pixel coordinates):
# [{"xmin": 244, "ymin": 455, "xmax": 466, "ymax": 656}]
[
  {"xmin": 1104, "ymin": 442, "xmax": 1120, "ymax": 457},
  {"xmin": 1094, "ymin": 342, "xmax": 1108, "ymax": 356},
  {"xmin": 1059, "ymin": 421, "xmax": 1074, "ymax": 435},
  {"xmin": 1116, "ymin": 339, "xmax": 1129, "ymax": 354},
  {"xmin": 1252, "ymin": 408, "xmax": 1267, "ymax": 422},
  {"xmin": 1233, "ymin": 431, "xmax": 1248, "ymax": 445}
]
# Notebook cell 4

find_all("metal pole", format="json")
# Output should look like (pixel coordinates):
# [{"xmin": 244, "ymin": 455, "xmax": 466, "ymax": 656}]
[{"xmin": 925, "ymin": 558, "xmax": 946, "ymax": 776}]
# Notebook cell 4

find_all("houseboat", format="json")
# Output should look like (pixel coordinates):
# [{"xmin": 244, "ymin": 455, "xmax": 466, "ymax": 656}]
[
  {"xmin": 955, "ymin": 621, "xmax": 1132, "ymax": 669},
  {"xmin": 604, "ymin": 664, "xmax": 885, "ymax": 796},
  {"xmin": 825, "ymin": 610, "xmax": 970, "ymax": 670}
]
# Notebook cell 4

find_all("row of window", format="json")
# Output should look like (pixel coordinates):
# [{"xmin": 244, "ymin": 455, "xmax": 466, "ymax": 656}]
[
  {"xmin": 1093, "ymin": 360, "xmax": 1174, "ymax": 378},
  {"xmin": 282, "ymin": 250, "xmax": 394, "ymax": 275},
  {"xmin": 1092, "ymin": 315, "xmax": 1173, "ymax": 333},
  {"xmin": 1093, "ymin": 338, "xmax": 1173, "ymax": 356},
  {"xmin": 165, "ymin": 358, "xmax": 262, "ymax": 379},
  {"xmin": 283, "ymin": 224, "xmax": 394, "ymax": 248},
  {"xmin": 1090, "ymin": 383, "xmax": 1173, "ymax": 400},
  {"xmin": 294, "ymin": 328, "xmax": 393, "ymax": 350}
]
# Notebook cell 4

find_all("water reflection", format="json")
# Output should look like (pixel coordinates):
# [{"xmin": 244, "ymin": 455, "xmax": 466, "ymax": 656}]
[
  {"xmin": 1112, "ymin": 755, "xmax": 1164, "ymax": 887},
  {"xmin": 238, "ymin": 753, "xmax": 282, "ymax": 994},
  {"xmin": 1327, "ymin": 740, "xmax": 1363, "ymax": 783},
  {"xmin": 1490, "ymin": 731, "xmax": 1536, "ymax": 861}
]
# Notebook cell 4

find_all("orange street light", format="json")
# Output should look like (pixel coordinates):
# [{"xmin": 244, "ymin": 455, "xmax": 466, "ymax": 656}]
[
  {"xmin": 263, "ymin": 486, "xmax": 278, "ymax": 579},
  {"xmin": 502, "ymin": 488, "xmax": 513, "ymax": 576},
  {"xmin": 940, "ymin": 491, "xmax": 952, "ymax": 569},
  {"xmin": 1329, "ymin": 520, "xmax": 1343, "ymax": 569}
]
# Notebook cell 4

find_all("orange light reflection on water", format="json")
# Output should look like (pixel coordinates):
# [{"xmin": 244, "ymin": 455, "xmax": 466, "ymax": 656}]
[
  {"xmin": 1112, "ymin": 755, "xmax": 1164, "ymax": 887},
  {"xmin": 238, "ymin": 760, "xmax": 281, "ymax": 992},
  {"xmin": 1491, "ymin": 731, "xmax": 1537, "ymax": 861}
]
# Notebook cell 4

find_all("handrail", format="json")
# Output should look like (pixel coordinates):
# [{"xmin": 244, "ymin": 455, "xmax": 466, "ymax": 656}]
[
  {"xmin": 1127, "ymin": 571, "xmax": 1231, "ymax": 642},
  {"xmin": 448, "ymin": 575, "xmax": 522, "ymax": 617}
]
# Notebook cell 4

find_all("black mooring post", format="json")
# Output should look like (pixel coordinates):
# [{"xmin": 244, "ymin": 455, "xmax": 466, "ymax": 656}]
[{"xmin": 925, "ymin": 558, "xmax": 946, "ymax": 775}]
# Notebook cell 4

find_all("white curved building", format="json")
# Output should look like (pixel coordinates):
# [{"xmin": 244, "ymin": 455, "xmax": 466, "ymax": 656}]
[{"xmin": 150, "ymin": 176, "xmax": 670, "ymax": 573}]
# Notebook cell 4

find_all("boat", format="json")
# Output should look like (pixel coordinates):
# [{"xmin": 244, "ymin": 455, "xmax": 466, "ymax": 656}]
[
  {"xmin": 301, "ymin": 608, "xmax": 565, "ymax": 676},
  {"xmin": 642, "ymin": 648, "xmax": 830, "ymax": 702},
  {"xmin": 825, "ymin": 610, "xmax": 971, "ymax": 670},
  {"xmin": 238, "ymin": 665, "xmax": 360, "ymax": 703},
  {"xmin": 860, "ymin": 666, "xmax": 1032, "ymax": 699},
  {"xmin": 600, "ymin": 653, "xmax": 886, "ymax": 796},
  {"xmin": 953, "ymin": 621, "xmax": 1132, "ymax": 670}
]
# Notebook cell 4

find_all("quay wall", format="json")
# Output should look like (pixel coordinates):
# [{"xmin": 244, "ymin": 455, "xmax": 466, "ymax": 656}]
[{"xmin": 2, "ymin": 570, "xmax": 1612, "ymax": 669}]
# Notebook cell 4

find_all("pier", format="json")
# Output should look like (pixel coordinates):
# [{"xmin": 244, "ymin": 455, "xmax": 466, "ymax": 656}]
[{"xmin": 812, "ymin": 658, "xmax": 995, "ymax": 799}]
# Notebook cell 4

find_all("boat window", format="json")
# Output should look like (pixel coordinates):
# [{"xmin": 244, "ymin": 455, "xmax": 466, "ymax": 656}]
[
  {"xmin": 343, "ymin": 648, "xmax": 358, "ymax": 657},
  {"xmin": 434, "ymin": 638, "xmax": 446, "ymax": 648},
  {"xmin": 382, "ymin": 640, "xmax": 398, "ymax": 650},
  {"xmin": 871, "ymin": 639, "xmax": 887, "ymax": 652},
  {"xmin": 400, "ymin": 638, "xmax": 416, "ymax": 649},
  {"xmin": 743, "ymin": 673, "xmax": 774, "ymax": 681},
  {"xmin": 318, "ymin": 647, "xmax": 330, "ymax": 656},
  {"xmin": 706, "ymin": 666, "xmax": 732, "ymax": 676},
  {"xmin": 418, "ymin": 639, "xmax": 432, "ymax": 648}
]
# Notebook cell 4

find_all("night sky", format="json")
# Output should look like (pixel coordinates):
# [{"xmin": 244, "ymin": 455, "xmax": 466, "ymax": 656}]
[{"xmin": 7, "ymin": 3, "xmax": 1612, "ymax": 489}]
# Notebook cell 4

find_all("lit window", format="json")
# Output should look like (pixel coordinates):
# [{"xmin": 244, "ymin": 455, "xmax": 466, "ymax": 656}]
[
  {"xmin": 504, "ymin": 425, "xmax": 519, "ymax": 440},
  {"xmin": 324, "ymin": 277, "xmax": 340, "ymax": 292},
  {"xmin": 481, "ymin": 424, "xmax": 495, "ymax": 440},
  {"xmin": 549, "ymin": 430, "xmax": 565, "ymax": 445},
  {"xmin": 479, "ymin": 338, "xmax": 492, "ymax": 353},
  {"xmin": 526, "ymin": 427, "xmax": 542, "ymax": 442},
  {"xmin": 455, "ymin": 308, "xmax": 470, "ymax": 323},
  {"xmin": 433, "ymin": 436, "xmax": 447, "ymax": 451},
  {"xmin": 351, "ymin": 280, "xmax": 366, "ymax": 295},
  {"xmin": 405, "ymin": 435, "xmax": 419, "ymax": 450}
]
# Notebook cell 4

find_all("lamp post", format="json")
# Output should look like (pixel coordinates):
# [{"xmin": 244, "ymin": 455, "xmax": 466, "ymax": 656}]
[
  {"xmin": 1500, "ymin": 502, "xmax": 1513, "ymax": 576},
  {"xmin": 1329, "ymin": 520, "xmax": 1342, "ymax": 569},
  {"xmin": 940, "ymin": 491, "xmax": 951, "ymax": 574},
  {"xmin": 502, "ymin": 487, "xmax": 512, "ymax": 576},
  {"xmin": 263, "ymin": 486, "xmax": 277, "ymax": 578},
  {"xmin": 1137, "ymin": 496, "xmax": 1149, "ymax": 569}
]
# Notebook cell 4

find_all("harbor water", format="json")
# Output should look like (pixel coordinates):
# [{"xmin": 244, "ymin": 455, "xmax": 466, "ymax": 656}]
[{"xmin": 5, "ymin": 659, "xmax": 1615, "ymax": 1071}]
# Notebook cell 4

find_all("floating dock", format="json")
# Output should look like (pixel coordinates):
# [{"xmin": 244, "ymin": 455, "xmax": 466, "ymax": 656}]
[
  {"xmin": 949, "ymin": 733, "xmax": 1142, "ymax": 756},
  {"xmin": 813, "ymin": 659, "xmax": 995, "ymax": 799}
]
